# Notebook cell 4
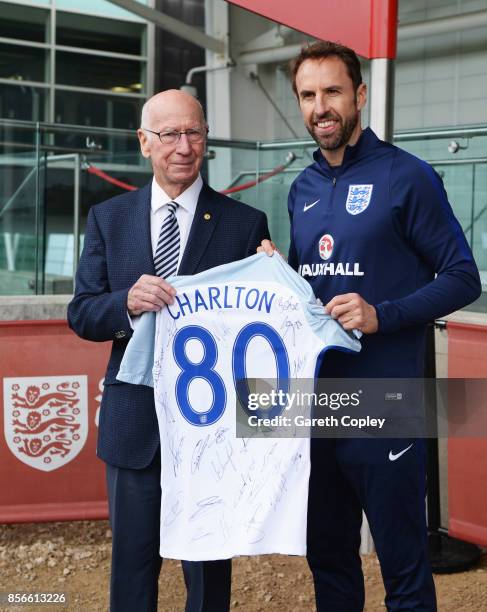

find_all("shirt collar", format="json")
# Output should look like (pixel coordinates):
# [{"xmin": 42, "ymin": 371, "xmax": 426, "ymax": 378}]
[{"xmin": 151, "ymin": 174, "xmax": 203, "ymax": 214}]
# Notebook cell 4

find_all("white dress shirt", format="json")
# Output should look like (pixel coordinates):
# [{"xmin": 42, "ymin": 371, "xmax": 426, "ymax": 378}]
[
  {"xmin": 128, "ymin": 174, "xmax": 202, "ymax": 327},
  {"xmin": 150, "ymin": 174, "xmax": 202, "ymax": 269}
]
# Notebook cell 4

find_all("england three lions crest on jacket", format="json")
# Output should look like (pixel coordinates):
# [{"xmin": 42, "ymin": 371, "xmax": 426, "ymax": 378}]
[{"xmin": 346, "ymin": 184, "xmax": 373, "ymax": 215}]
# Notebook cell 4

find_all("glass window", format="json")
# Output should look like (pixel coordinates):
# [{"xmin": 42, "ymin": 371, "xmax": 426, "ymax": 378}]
[
  {"xmin": 0, "ymin": 3, "xmax": 47, "ymax": 43},
  {"xmin": 55, "ymin": 90, "xmax": 140, "ymax": 129},
  {"xmin": 56, "ymin": 11, "xmax": 144, "ymax": 55},
  {"xmin": 45, "ymin": 233, "xmax": 74, "ymax": 277},
  {"xmin": 0, "ymin": 43, "xmax": 46, "ymax": 83},
  {"xmin": 0, "ymin": 162, "xmax": 39, "ymax": 295},
  {"xmin": 54, "ymin": 0, "xmax": 148, "ymax": 20},
  {"xmin": 56, "ymin": 51, "xmax": 142, "ymax": 91},
  {"xmin": 472, "ymin": 163, "xmax": 487, "ymax": 279},
  {"xmin": 0, "ymin": 83, "xmax": 46, "ymax": 122}
]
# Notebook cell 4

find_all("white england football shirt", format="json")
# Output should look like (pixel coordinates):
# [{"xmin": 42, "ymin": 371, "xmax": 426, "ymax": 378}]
[{"xmin": 118, "ymin": 253, "xmax": 360, "ymax": 560}]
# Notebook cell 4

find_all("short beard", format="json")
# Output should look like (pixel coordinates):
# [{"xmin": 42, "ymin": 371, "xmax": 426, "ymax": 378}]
[{"xmin": 309, "ymin": 110, "xmax": 359, "ymax": 151}]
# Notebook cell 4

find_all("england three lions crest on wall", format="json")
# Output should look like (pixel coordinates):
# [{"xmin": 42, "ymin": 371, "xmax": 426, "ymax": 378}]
[{"xmin": 3, "ymin": 376, "xmax": 88, "ymax": 472}]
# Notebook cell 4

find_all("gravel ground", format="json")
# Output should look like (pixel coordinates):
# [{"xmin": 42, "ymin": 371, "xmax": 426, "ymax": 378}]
[{"xmin": 0, "ymin": 521, "xmax": 486, "ymax": 611}]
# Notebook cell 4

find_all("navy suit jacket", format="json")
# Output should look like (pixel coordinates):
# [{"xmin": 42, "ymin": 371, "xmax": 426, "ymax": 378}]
[{"xmin": 68, "ymin": 181, "xmax": 270, "ymax": 468}]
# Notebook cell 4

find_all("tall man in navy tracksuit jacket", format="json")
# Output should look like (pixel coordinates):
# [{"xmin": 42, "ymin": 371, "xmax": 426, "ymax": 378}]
[{"xmin": 261, "ymin": 41, "xmax": 481, "ymax": 611}]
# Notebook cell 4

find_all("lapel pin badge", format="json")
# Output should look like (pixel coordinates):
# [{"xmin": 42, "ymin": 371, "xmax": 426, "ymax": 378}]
[{"xmin": 203, "ymin": 213, "xmax": 211, "ymax": 221}]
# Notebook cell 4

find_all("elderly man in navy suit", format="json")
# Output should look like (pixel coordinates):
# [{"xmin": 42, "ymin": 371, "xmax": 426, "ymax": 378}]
[{"xmin": 68, "ymin": 90, "xmax": 269, "ymax": 612}]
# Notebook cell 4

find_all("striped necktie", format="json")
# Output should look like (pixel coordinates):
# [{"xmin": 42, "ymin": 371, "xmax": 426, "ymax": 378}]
[{"xmin": 154, "ymin": 201, "xmax": 180, "ymax": 278}]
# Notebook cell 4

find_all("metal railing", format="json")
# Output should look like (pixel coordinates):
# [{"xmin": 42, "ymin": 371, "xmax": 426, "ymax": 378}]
[{"xmin": 1, "ymin": 119, "xmax": 486, "ymax": 298}]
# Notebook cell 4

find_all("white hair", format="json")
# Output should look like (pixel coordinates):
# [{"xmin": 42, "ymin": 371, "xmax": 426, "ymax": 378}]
[
  {"xmin": 140, "ymin": 100, "xmax": 149, "ymax": 129},
  {"xmin": 139, "ymin": 93, "xmax": 206, "ymax": 129}
]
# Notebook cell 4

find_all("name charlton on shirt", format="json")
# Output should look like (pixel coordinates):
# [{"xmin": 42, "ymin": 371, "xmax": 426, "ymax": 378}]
[
  {"xmin": 298, "ymin": 262, "xmax": 365, "ymax": 277},
  {"xmin": 167, "ymin": 285, "xmax": 276, "ymax": 320}
]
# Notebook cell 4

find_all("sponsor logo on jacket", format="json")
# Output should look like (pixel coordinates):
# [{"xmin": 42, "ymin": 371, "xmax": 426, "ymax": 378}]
[
  {"xmin": 298, "ymin": 262, "xmax": 364, "ymax": 277},
  {"xmin": 318, "ymin": 234, "xmax": 334, "ymax": 260}
]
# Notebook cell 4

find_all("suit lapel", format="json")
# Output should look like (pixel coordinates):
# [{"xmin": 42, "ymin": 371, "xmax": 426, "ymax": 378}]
[
  {"xmin": 130, "ymin": 183, "xmax": 155, "ymax": 275},
  {"xmin": 179, "ymin": 183, "xmax": 222, "ymax": 275}
]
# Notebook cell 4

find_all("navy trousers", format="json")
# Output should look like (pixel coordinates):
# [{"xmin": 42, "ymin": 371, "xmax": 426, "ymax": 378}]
[
  {"xmin": 307, "ymin": 438, "xmax": 437, "ymax": 612},
  {"xmin": 106, "ymin": 451, "xmax": 232, "ymax": 612}
]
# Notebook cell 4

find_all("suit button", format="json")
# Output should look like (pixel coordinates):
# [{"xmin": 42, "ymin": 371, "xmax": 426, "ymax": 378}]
[{"xmin": 115, "ymin": 330, "xmax": 126, "ymax": 339}]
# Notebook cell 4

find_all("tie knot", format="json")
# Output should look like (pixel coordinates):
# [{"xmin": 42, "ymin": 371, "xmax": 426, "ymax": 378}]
[{"xmin": 167, "ymin": 201, "xmax": 178, "ymax": 215}]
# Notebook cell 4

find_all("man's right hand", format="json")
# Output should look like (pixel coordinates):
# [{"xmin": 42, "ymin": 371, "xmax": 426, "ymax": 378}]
[
  {"xmin": 127, "ymin": 274, "xmax": 177, "ymax": 316},
  {"xmin": 257, "ymin": 239, "xmax": 284, "ymax": 258}
]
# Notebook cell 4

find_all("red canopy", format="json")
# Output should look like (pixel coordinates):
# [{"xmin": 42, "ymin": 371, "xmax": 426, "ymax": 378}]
[{"xmin": 226, "ymin": 0, "xmax": 398, "ymax": 59}]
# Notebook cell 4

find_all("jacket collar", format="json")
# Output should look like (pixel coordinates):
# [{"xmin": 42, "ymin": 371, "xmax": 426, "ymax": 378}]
[
  {"xmin": 312, "ymin": 127, "xmax": 381, "ymax": 174},
  {"xmin": 131, "ymin": 182, "xmax": 155, "ymax": 275},
  {"xmin": 178, "ymin": 182, "xmax": 222, "ymax": 275}
]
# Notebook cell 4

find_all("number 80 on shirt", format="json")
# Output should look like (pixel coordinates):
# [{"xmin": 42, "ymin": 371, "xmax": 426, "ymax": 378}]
[{"xmin": 173, "ymin": 322, "xmax": 290, "ymax": 426}]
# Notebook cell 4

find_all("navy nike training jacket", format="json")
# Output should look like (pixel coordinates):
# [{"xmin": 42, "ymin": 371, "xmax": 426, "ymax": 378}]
[{"xmin": 288, "ymin": 128, "xmax": 481, "ymax": 377}]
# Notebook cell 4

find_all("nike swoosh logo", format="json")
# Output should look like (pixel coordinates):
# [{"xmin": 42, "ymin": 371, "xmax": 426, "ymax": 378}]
[
  {"xmin": 303, "ymin": 199, "xmax": 320, "ymax": 212},
  {"xmin": 389, "ymin": 443, "xmax": 414, "ymax": 462}
]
